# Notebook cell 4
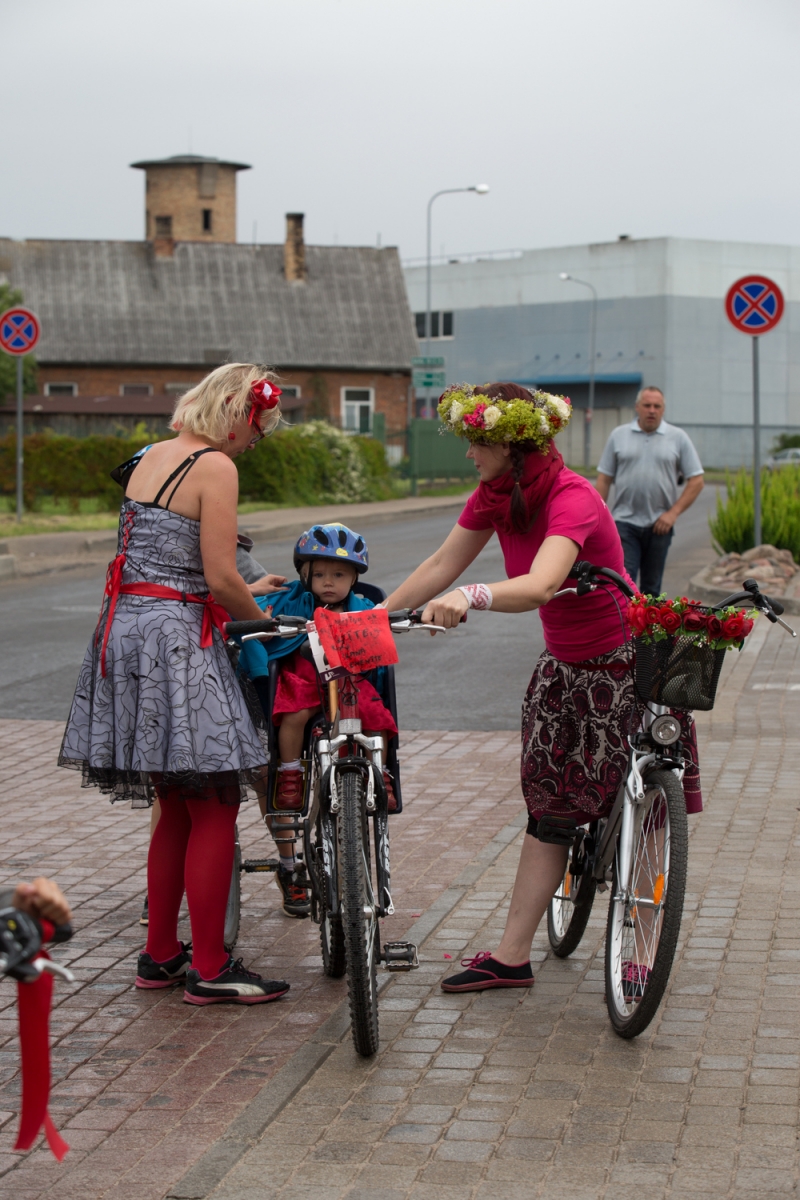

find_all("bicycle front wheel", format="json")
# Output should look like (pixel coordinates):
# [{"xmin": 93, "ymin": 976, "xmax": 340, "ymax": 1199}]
[
  {"xmin": 547, "ymin": 832, "xmax": 596, "ymax": 958},
  {"xmin": 338, "ymin": 770, "xmax": 380, "ymax": 1057},
  {"xmin": 605, "ymin": 769, "xmax": 688, "ymax": 1038}
]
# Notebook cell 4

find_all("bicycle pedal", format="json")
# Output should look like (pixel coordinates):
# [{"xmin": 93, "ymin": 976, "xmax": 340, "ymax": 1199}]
[
  {"xmin": 382, "ymin": 941, "xmax": 419, "ymax": 971},
  {"xmin": 242, "ymin": 858, "xmax": 280, "ymax": 873}
]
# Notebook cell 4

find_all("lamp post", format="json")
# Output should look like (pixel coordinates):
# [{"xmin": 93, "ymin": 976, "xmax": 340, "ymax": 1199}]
[
  {"xmin": 560, "ymin": 273, "xmax": 597, "ymax": 469},
  {"xmin": 423, "ymin": 184, "xmax": 489, "ymax": 417}
]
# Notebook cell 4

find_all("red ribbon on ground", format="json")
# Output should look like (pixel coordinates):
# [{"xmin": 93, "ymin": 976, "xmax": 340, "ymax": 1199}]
[{"xmin": 14, "ymin": 952, "xmax": 69, "ymax": 1162}]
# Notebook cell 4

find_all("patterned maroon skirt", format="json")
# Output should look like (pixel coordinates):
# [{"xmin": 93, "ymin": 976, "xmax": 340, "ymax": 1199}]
[{"xmin": 521, "ymin": 648, "xmax": 702, "ymax": 823}]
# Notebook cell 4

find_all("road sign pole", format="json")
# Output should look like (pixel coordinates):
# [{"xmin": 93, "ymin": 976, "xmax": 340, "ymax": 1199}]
[
  {"xmin": 16, "ymin": 356, "xmax": 23, "ymax": 523},
  {"xmin": 752, "ymin": 335, "xmax": 761, "ymax": 548}
]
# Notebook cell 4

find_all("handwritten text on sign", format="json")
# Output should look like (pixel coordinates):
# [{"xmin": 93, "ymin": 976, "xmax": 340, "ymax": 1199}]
[{"xmin": 314, "ymin": 608, "xmax": 399, "ymax": 674}]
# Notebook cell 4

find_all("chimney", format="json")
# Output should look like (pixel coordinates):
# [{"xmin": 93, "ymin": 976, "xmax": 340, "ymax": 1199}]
[{"xmin": 284, "ymin": 213, "xmax": 306, "ymax": 282}]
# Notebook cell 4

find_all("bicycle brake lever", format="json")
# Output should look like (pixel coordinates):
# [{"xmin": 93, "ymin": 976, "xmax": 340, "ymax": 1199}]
[{"xmin": 30, "ymin": 958, "xmax": 76, "ymax": 984}]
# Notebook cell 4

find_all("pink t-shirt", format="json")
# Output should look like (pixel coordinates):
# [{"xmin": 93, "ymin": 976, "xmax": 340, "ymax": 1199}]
[{"xmin": 458, "ymin": 468, "xmax": 631, "ymax": 662}]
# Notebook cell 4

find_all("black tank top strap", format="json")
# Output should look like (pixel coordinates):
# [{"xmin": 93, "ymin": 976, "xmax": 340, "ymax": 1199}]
[{"xmin": 153, "ymin": 447, "xmax": 222, "ymax": 510}]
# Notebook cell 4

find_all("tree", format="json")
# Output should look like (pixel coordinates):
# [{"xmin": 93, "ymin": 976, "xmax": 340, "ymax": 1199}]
[{"xmin": 0, "ymin": 283, "xmax": 38, "ymax": 404}]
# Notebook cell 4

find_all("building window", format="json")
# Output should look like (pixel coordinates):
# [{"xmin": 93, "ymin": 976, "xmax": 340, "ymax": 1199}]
[
  {"xmin": 414, "ymin": 311, "xmax": 454, "ymax": 339},
  {"xmin": 120, "ymin": 384, "xmax": 153, "ymax": 396},
  {"xmin": 341, "ymin": 388, "xmax": 374, "ymax": 434},
  {"xmin": 279, "ymin": 386, "xmax": 305, "ymax": 424},
  {"xmin": 202, "ymin": 209, "xmax": 212, "ymax": 233},
  {"xmin": 155, "ymin": 215, "xmax": 172, "ymax": 237},
  {"xmin": 164, "ymin": 382, "xmax": 194, "ymax": 395},
  {"xmin": 44, "ymin": 382, "xmax": 78, "ymax": 396}
]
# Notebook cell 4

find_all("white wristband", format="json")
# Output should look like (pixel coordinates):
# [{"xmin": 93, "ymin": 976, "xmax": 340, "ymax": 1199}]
[{"xmin": 458, "ymin": 584, "xmax": 493, "ymax": 611}]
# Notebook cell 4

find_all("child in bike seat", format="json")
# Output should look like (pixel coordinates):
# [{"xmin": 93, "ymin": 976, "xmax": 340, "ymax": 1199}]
[{"xmin": 239, "ymin": 523, "xmax": 399, "ymax": 912}]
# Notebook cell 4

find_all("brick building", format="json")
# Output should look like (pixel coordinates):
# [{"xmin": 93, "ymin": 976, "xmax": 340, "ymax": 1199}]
[{"xmin": 0, "ymin": 155, "xmax": 416, "ymax": 457}]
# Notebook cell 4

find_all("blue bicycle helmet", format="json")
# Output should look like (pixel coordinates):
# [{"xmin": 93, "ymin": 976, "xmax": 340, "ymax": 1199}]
[{"xmin": 293, "ymin": 523, "xmax": 369, "ymax": 576}]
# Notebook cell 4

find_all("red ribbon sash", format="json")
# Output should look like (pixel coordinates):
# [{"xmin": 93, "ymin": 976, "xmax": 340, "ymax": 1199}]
[
  {"xmin": 96, "ymin": 518, "xmax": 229, "ymax": 676},
  {"xmin": 14, "ymin": 951, "xmax": 69, "ymax": 1162}
]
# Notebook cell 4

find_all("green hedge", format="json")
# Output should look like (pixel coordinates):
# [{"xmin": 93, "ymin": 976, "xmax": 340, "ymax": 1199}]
[
  {"xmin": 709, "ymin": 467, "xmax": 800, "ymax": 561},
  {"xmin": 0, "ymin": 421, "xmax": 395, "ymax": 510}
]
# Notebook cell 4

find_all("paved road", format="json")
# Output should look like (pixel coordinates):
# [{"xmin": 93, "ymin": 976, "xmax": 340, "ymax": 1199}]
[{"xmin": 0, "ymin": 485, "xmax": 720, "ymax": 728}]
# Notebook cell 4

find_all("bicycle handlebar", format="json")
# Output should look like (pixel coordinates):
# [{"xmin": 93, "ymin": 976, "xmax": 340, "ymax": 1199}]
[
  {"xmin": 571, "ymin": 561, "xmax": 636, "ymax": 600},
  {"xmin": 225, "ymin": 609, "xmax": 447, "ymax": 640},
  {"xmin": 0, "ymin": 908, "xmax": 74, "ymax": 983}
]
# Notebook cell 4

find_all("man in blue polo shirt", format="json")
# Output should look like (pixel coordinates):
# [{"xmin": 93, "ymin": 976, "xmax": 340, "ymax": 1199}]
[{"xmin": 596, "ymin": 386, "xmax": 704, "ymax": 596}]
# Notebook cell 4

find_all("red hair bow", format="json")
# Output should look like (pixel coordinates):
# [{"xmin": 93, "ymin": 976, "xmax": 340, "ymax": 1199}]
[{"xmin": 249, "ymin": 379, "xmax": 281, "ymax": 422}]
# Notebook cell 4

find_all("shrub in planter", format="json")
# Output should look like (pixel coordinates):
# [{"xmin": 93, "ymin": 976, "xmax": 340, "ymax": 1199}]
[{"xmin": 709, "ymin": 466, "xmax": 800, "ymax": 561}]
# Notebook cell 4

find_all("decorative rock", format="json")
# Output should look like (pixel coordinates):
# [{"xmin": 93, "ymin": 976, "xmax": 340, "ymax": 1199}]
[{"xmin": 708, "ymin": 543, "xmax": 799, "ymax": 589}]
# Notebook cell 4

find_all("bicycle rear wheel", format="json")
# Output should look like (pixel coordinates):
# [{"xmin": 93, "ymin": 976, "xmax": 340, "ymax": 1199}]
[
  {"xmin": 605, "ymin": 769, "xmax": 688, "ymax": 1038},
  {"xmin": 224, "ymin": 824, "xmax": 242, "ymax": 954},
  {"xmin": 339, "ymin": 770, "xmax": 380, "ymax": 1057},
  {"xmin": 547, "ymin": 831, "xmax": 597, "ymax": 958}
]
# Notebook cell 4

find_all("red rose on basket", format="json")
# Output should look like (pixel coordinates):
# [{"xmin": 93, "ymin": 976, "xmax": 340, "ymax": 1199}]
[
  {"xmin": 742, "ymin": 617, "xmax": 754, "ymax": 636},
  {"xmin": 659, "ymin": 607, "xmax": 682, "ymax": 634},
  {"xmin": 627, "ymin": 602, "xmax": 647, "ymax": 633},
  {"xmin": 644, "ymin": 605, "xmax": 662, "ymax": 627},
  {"xmin": 721, "ymin": 612, "xmax": 746, "ymax": 640},
  {"xmin": 683, "ymin": 609, "xmax": 707, "ymax": 633},
  {"xmin": 706, "ymin": 615, "xmax": 723, "ymax": 639}
]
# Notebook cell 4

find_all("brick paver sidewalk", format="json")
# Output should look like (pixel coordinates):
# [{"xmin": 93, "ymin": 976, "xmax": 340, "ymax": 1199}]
[
  {"xmin": 193, "ymin": 622, "xmax": 800, "ymax": 1200},
  {"xmin": 0, "ymin": 725, "xmax": 521, "ymax": 1198}
]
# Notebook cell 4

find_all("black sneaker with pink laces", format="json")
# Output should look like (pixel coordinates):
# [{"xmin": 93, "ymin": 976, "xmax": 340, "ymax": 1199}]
[{"xmin": 441, "ymin": 951, "xmax": 534, "ymax": 992}]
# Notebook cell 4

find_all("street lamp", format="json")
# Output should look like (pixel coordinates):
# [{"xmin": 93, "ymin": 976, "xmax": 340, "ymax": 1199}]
[
  {"xmin": 560, "ymin": 272, "xmax": 598, "ymax": 469},
  {"xmin": 423, "ymin": 184, "xmax": 489, "ymax": 416}
]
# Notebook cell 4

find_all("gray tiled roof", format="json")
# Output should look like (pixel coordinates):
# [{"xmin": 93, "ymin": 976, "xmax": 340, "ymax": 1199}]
[{"xmin": 0, "ymin": 240, "xmax": 417, "ymax": 371}]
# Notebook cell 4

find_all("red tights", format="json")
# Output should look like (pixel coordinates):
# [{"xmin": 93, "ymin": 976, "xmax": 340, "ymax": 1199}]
[{"xmin": 145, "ymin": 784, "xmax": 239, "ymax": 980}]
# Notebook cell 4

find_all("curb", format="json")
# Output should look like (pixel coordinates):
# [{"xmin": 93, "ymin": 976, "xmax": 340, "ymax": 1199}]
[
  {"xmin": 689, "ymin": 568, "xmax": 800, "ymax": 616},
  {"xmin": 166, "ymin": 809, "xmax": 527, "ymax": 1200},
  {"xmin": 0, "ymin": 494, "xmax": 471, "ymax": 582}
]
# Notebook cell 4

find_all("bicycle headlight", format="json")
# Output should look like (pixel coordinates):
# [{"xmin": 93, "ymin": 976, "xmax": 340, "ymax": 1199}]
[{"xmin": 650, "ymin": 714, "xmax": 681, "ymax": 746}]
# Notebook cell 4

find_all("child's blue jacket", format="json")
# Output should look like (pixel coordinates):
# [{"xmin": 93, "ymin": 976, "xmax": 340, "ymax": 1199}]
[{"xmin": 237, "ymin": 580, "xmax": 376, "ymax": 681}]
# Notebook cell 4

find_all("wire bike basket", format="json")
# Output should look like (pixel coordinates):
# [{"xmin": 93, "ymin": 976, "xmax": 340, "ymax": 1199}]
[{"xmin": 633, "ymin": 633, "xmax": 726, "ymax": 711}]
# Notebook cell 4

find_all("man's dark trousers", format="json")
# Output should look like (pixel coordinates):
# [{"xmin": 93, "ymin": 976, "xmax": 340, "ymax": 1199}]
[{"xmin": 615, "ymin": 521, "xmax": 674, "ymax": 596}]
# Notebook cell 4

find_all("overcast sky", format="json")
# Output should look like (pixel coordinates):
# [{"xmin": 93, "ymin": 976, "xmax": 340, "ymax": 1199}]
[{"xmin": 2, "ymin": 0, "xmax": 798, "ymax": 260}]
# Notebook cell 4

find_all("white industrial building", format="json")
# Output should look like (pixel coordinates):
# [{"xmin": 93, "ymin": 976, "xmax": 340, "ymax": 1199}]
[{"xmin": 403, "ymin": 236, "xmax": 800, "ymax": 467}]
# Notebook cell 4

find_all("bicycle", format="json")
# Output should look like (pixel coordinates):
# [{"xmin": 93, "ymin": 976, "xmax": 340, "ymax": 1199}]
[
  {"xmin": 225, "ymin": 606, "xmax": 446, "ymax": 1056},
  {"xmin": 545, "ymin": 563, "xmax": 795, "ymax": 1038},
  {"xmin": 0, "ymin": 905, "xmax": 74, "ymax": 1157}
]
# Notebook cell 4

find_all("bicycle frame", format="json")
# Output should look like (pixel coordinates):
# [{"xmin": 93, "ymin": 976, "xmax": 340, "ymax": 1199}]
[
  {"xmin": 591, "ymin": 701, "xmax": 683, "ymax": 896},
  {"xmin": 311, "ymin": 674, "xmax": 394, "ymax": 921}
]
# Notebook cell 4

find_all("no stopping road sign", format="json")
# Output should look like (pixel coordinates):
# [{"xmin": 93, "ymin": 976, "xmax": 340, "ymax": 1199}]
[
  {"xmin": 0, "ymin": 306, "xmax": 41, "ymax": 355},
  {"xmin": 725, "ymin": 275, "xmax": 784, "ymax": 335}
]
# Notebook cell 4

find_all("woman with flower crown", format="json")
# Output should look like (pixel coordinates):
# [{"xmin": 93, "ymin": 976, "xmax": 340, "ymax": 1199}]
[
  {"xmin": 59, "ymin": 363, "xmax": 291, "ymax": 1005},
  {"xmin": 384, "ymin": 382, "xmax": 700, "ymax": 993}
]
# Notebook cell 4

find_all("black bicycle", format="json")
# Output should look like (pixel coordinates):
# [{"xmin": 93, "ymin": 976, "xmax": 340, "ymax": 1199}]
[
  {"xmin": 545, "ymin": 565, "xmax": 794, "ymax": 1037},
  {"xmin": 225, "ymin": 606, "xmax": 446, "ymax": 1056}
]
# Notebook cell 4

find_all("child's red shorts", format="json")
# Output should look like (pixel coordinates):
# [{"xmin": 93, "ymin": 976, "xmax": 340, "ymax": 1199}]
[{"xmin": 272, "ymin": 651, "xmax": 398, "ymax": 735}]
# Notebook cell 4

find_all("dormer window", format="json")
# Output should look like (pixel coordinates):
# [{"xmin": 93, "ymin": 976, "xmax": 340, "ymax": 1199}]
[
  {"xmin": 155, "ymin": 215, "xmax": 172, "ymax": 237},
  {"xmin": 202, "ymin": 209, "xmax": 212, "ymax": 233}
]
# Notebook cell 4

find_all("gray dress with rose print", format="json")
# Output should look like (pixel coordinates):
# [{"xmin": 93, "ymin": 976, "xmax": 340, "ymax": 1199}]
[{"xmin": 59, "ymin": 460, "xmax": 268, "ymax": 808}]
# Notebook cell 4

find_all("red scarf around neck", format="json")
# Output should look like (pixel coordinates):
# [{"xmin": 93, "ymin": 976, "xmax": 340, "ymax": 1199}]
[{"xmin": 471, "ymin": 442, "xmax": 564, "ymax": 535}]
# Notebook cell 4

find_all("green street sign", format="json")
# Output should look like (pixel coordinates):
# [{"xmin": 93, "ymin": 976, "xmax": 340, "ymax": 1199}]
[
  {"xmin": 413, "ymin": 369, "xmax": 446, "ymax": 390},
  {"xmin": 411, "ymin": 356, "xmax": 445, "ymax": 368}
]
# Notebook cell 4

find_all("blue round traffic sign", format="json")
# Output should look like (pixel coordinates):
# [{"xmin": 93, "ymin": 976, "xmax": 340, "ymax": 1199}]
[
  {"xmin": 0, "ymin": 306, "xmax": 41, "ymax": 355},
  {"xmin": 725, "ymin": 275, "xmax": 784, "ymax": 335}
]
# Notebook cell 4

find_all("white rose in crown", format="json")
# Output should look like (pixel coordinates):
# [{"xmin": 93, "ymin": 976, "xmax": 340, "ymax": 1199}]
[
  {"xmin": 538, "ymin": 410, "xmax": 550, "ymax": 433},
  {"xmin": 482, "ymin": 405, "xmax": 502, "ymax": 430},
  {"xmin": 449, "ymin": 401, "xmax": 464, "ymax": 423},
  {"xmin": 546, "ymin": 395, "xmax": 572, "ymax": 421}
]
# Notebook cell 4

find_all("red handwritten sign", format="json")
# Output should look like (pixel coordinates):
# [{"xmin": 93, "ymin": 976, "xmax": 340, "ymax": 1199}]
[{"xmin": 314, "ymin": 608, "xmax": 399, "ymax": 674}]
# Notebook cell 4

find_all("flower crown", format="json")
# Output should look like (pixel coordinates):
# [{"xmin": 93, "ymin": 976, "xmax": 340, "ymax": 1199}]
[{"xmin": 437, "ymin": 384, "xmax": 572, "ymax": 447}]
